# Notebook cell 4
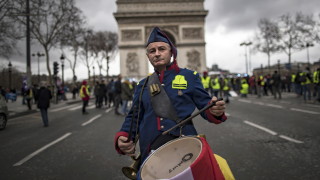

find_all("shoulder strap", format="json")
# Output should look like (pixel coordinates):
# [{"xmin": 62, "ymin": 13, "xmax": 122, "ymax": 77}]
[{"xmin": 148, "ymin": 73, "xmax": 180, "ymax": 122}]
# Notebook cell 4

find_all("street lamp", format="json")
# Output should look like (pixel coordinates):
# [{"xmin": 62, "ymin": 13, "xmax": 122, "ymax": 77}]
[
  {"xmin": 32, "ymin": 52, "xmax": 45, "ymax": 82},
  {"xmin": 240, "ymin": 41, "xmax": 252, "ymax": 75},
  {"xmin": 8, "ymin": 62, "xmax": 12, "ymax": 89},
  {"xmin": 106, "ymin": 55, "xmax": 110, "ymax": 82},
  {"xmin": 277, "ymin": 59, "xmax": 280, "ymax": 74},
  {"xmin": 305, "ymin": 43, "xmax": 314, "ymax": 68},
  {"xmin": 60, "ymin": 54, "xmax": 65, "ymax": 85},
  {"xmin": 93, "ymin": 66, "xmax": 96, "ymax": 84}
]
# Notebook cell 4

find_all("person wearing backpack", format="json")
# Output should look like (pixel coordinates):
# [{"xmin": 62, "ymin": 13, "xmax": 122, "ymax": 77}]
[{"xmin": 301, "ymin": 67, "xmax": 312, "ymax": 102}]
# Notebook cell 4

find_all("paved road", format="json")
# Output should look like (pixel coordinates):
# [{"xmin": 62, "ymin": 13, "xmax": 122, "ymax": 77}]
[{"xmin": 0, "ymin": 92, "xmax": 319, "ymax": 180}]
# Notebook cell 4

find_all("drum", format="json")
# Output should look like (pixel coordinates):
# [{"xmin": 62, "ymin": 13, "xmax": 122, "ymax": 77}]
[{"xmin": 140, "ymin": 136, "xmax": 224, "ymax": 180}]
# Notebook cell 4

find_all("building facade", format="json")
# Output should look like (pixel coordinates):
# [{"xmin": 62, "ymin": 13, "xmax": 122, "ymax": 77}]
[{"xmin": 114, "ymin": 0, "xmax": 208, "ymax": 80}]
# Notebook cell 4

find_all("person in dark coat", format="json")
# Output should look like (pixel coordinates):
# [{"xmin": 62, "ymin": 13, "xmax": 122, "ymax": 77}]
[{"xmin": 36, "ymin": 82, "xmax": 52, "ymax": 127}]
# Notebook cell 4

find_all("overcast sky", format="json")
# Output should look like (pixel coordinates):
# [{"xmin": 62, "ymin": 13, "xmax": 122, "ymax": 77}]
[{"xmin": 2, "ymin": 0, "xmax": 320, "ymax": 81}]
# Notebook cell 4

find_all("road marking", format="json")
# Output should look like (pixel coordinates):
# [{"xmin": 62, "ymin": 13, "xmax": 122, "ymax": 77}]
[
  {"xmin": 244, "ymin": 121, "xmax": 304, "ymax": 144},
  {"xmin": 68, "ymin": 105, "xmax": 82, "ymax": 111},
  {"xmin": 265, "ymin": 103, "xmax": 283, "ymax": 109},
  {"xmin": 13, "ymin": 133, "xmax": 72, "ymax": 166},
  {"xmin": 105, "ymin": 108, "xmax": 112, "ymax": 113},
  {"xmin": 279, "ymin": 135, "xmax": 304, "ymax": 144},
  {"xmin": 253, "ymin": 102, "xmax": 265, "ymax": 105},
  {"xmin": 244, "ymin": 120, "xmax": 278, "ymax": 135},
  {"xmin": 290, "ymin": 108, "xmax": 320, "ymax": 115},
  {"xmin": 238, "ymin": 99, "xmax": 252, "ymax": 103},
  {"xmin": 82, "ymin": 114, "xmax": 102, "ymax": 126},
  {"xmin": 87, "ymin": 105, "xmax": 96, "ymax": 109},
  {"xmin": 50, "ymin": 104, "xmax": 79, "ymax": 112},
  {"xmin": 225, "ymin": 113, "xmax": 230, "ymax": 117}
]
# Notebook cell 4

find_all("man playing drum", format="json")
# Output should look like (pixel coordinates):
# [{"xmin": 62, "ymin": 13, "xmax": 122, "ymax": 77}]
[{"xmin": 114, "ymin": 27, "xmax": 227, "ymax": 179}]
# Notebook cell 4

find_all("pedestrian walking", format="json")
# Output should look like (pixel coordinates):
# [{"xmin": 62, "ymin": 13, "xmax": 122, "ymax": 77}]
[
  {"xmin": 114, "ymin": 75, "xmax": 122, "ymax": 115},
  {"xmin": 201, "ymin": 71, "xmax": 211, "ymax": 94},
  {"xmin": 121, "ymin": 78, "xmax": 133, "ymax": 115},
  {"xmin": 36, "ymin": 82, "xmax": 52, "ymax": 127},
  {"xmin": 271, "ymin": 71, "xmax": 282, "ymax": 99},
  {"xmin": 80, "ymin": 80, "xmax": 90, "ymax": 114},
  {"xmin": 114, "ymin": 27, "xmax": 227, "ymax": 179}
]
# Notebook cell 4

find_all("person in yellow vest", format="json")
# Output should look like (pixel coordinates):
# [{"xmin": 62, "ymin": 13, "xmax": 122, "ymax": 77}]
[
  {"xmin": 300, "ymin": 67, "xmax": 312, "ymax": 102},
  {"xmin": 257, "ymin": 74, "xmax": 265, "ymax": 98},
  {"xmin": 210, "ymin": 74, "xmax": 221, "ymax": 98},
  {"xmin": 222, "ymin": 77, "xmax": 230, "ymax": 103},
  {"xmin": 313, "ymin": 68, "xmax": 320, "ymax": 102},
  {"xmin": 26, "ymin": 86, "xmax": 33, "ymax": 110},
  {"xmin": 80, "ymin": 80, "xmax": 90, "ymax": 114},
  {"xmin": 291, "ymin": 73, "xmax": 296, "ymax": 94},
  {"xmin": 240, "ymin": 78, "xmax": 249, "ymax": 98},
  {"xmin": 201, "ymin": 71, "xmax": 211, "ymax": 94}
]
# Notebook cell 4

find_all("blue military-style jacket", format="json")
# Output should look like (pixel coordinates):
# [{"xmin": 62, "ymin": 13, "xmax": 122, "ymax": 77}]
[{"xmin": 115, "ymin": 68, "xmax": 226, "ymax": 168}]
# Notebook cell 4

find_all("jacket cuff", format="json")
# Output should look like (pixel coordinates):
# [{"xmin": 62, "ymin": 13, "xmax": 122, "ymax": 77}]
[
  {"xmin": 205, "ymin": 108, "xmax": 227, "ymax": 124},
  {"xmin": 114, "ymin": 131, "xmax": 129, "ymax": 155}
]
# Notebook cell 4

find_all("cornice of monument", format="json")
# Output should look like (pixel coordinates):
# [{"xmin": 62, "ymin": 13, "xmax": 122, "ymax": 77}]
[
  {"xmin": 116, "ymin": 0, "xmax": 205, "ymax": 4},
  {"xmin": 114, "ymin": 10, "xmax": 208, "ymax": 18}
]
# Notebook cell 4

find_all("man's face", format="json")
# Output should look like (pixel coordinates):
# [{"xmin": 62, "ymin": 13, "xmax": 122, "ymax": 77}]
[{"xmin": 146, "ymin": 42, "xmax": 172, "ymax": 71}]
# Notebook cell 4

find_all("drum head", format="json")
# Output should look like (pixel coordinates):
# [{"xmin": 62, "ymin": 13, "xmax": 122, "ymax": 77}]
[{"xmin": 141, "ymin": 137, "xmax": 202, "ymax": 180}]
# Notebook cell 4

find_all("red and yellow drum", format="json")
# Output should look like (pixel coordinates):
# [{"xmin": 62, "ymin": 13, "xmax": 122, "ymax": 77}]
[{"xmin": 140, "ymin": 136, "xmax": 226, "ymax": 180}]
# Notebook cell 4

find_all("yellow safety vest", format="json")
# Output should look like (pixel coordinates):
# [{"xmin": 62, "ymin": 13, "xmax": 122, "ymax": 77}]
[
  {"xmin": 240, "ymin": 83, "xmax": 249, "ymax": 94},
  {"xmin": 259, "ymin": 76, "xmax": 265, "ymax": 86},
  {"xmin": 211, "ymin": 78, "xmax": 220, "ymax": 90},
  {"xmin": 291, "ymin": 74, "xmax": 296, "ymax": 83},
  {"xmin": 223, "ymin": 79, "xmax": 229, "ymax": 91},
  {"xmin": 201, "ymin": 76, "xmax": 210, "ymax": 89},
  {"xmin": 313, "ymin": 71, "xmax": 319, "ymax": 83},
  {"xmin": 300, "ymin": 72, "xmax": 311, "ymax": 85},
  {"xmin": 79, "ymin": 85, "xmax": 89, "ymax": 98}
]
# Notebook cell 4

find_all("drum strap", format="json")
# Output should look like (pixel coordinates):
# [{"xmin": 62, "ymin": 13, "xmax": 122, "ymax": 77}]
[{"xmin": 148, "ymin": 72, "xmax": 180, "ymax": 123}]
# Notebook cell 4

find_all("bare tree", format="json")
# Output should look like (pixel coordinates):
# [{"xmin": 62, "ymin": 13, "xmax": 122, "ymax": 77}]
[
  {"xmin": 0, "ymin": 0, "xmax": 22, "ymax": 58},
  {"xmin": 90, "ymin": 31, "xmax": 118, "ymax": 82},
  {"xmin": 277, "ymin": 12, "xmax": 316, "ymax": 66},
  {"xmin": 60, "ymin": 9, "xmax": 87, "ymax": 85},
  {"xmin": 254, "ymin": 18, "xmax": 281, "ymax": 70},
  {"xmin": 79, "ymin": 29, "xmax": 95, "ymax": 81},
  {"xmin": 12, "ymin": 0, "xmax": 83, "ymax": 86}
]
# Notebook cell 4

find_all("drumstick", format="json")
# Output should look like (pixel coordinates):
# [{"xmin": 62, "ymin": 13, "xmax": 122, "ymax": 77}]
[
  {"xmin": 162, "ymin": 98, "xmax": 223, "ymax": 135},
  {"xmin": 125, "ymin": 105, "xmax": 137, "ymax": 143}
]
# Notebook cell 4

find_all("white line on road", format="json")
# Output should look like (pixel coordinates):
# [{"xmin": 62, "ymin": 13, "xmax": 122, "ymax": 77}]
[
  {"xmin": 87, "ymin": 105, "xmax": 96, "ymax": 109},
  {"xmin": 68, "ymin": 105, "xmax": 82, "ymax": 111},
  {"xmin": 238, "ymin": 99, "xmax": 252, "ymax": 103},
  {"xmin": 252, "ymin": 102, "xmax": 265, "ymax": 106},
  {"xmin": 290, "ymin": 108, "xmax": 320, "ymax": 115},
  {"xmin": 13, "ymin": 133, "xmax": 72, "ymax": 166},
  {"xmin": 50, "ymin": 104, "xmax": 79, "ymax": 112},
  {"xmin": 244, "ymin": 120, "xmax": 278, "ymax": 136},
  {"xmin": 81, "ymin": 114, "xmax": 102, "ymax": 126},
  {"xmin": 105, "ymin": 108, "xmax": 113, "ymax": 113},
  {"xmin": 279, "ymin": 135, "xmax": 304, "ymax": 144},
  {"xmin": 265, "ymin": 103, "xmax": 283, "ymax": 109}
]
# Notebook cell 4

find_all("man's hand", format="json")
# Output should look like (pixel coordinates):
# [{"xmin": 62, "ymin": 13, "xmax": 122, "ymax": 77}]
[
  {"xmin": 118, "ymin": 136, "xmax": 135, "ymax": 156},
  {"xmin": 209, "ymin": 96, "xmax": 225, "ymax": 117}
]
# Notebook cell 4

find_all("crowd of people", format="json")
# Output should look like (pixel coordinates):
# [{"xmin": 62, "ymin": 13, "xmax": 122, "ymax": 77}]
[{"xmin": 200, "ymin": 67, "xmax": 320, "ymax": 103}]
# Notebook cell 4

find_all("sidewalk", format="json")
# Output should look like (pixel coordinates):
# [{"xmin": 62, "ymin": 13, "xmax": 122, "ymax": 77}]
[{"xmin": 6, "ymin": 93, "xmax": 82, "ymax": 119}]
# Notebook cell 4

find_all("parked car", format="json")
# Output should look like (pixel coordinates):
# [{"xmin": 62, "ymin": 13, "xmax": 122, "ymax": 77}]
[{"xmin": 0, "ymin": 94, "xmax": 8, "ymax": 130}]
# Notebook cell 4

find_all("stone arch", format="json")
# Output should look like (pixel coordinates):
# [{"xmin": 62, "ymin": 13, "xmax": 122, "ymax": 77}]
[{"xmin": 114, "ymin": 0, "xmax": 208, "ymax": 80}]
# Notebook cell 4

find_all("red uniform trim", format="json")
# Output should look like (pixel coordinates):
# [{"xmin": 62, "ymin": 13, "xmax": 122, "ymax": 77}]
[
  {"xmin": 114, "ymin": 131, "xmax": 129, "ymax": 155},
  {"xmin": 157, "ymin": 117, "xmax": 161, "ymax": 130}
]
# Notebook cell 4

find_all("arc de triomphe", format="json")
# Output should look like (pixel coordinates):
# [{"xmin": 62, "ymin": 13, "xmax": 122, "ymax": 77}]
[{"xmin": 114, "ymin": 0, "xmax": 208, "ymax": 80}]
